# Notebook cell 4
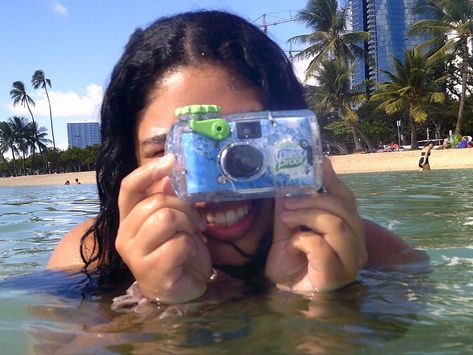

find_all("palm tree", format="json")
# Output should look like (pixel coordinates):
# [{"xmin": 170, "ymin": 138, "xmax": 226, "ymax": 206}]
[
  {"xmin": 290, "ymin": 0, "xmax": 370, "ymax": 80},
  {"xmin": 27, "ymin": 121, "xmax": 51, "ymax": 157},
  {"xmin": 409, "ymin": 0, "xmax": 473, "ymax": 135},
  {"xmin": 32, "ymin": 70, "xmax": 56, "ymax": 153},
  {"xmin": 307, "ymin": 58, "xmax": 371, "ymax": 151},
  {"xmin": 10, "ymin": 81, "xmax": 46, "ymax": 170},
  {"xmin": 8, "ymin": 116, "xmax": 30, "ymax": 174},
  {"xmin": 370, "ymin": 50, "xmax": 446, "ymax": 149},
  {"xmin": 0, "ymin": 121, "xmax": 16, "ymax": 176}
]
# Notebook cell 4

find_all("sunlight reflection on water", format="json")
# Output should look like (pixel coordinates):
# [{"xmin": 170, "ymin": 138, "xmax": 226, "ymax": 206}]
[{"xmin": 0, "ymin": 169, "xmax": 472, "ymax": 354}]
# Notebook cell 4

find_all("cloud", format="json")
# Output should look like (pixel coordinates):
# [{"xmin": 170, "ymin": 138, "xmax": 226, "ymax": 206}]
[
  {"xmin": 291, "ymin": 57, "xmax": 318, "ymax": 86},
  {"xmin": 52, "ymin": 2, "xmax": 68, "ymax": 16},
  {"xmin": 7, "ymin": 84, "xmax": 103, "ymax": 120}
]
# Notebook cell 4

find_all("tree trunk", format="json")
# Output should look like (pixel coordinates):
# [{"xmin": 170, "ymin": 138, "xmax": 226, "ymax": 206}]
[
  {"xmin": 9, "ymin": 147, "xmax": 17, "ymax": 177},
  {"xmin": 409, "ymin": 115, "xmax": 418, "ymax": 149},
  {"xmin": 454, "ymin": 39, "xmax": 468, "ymax": 136},
  {"xmin": 22, "ymin": 151, "xmax": 27, "ymax": 175},
  {"xmin": 353, "ymin": 124, "xmax": 373, "ymax": 151},
  {"xmin": 25, "ymin": 102, "xmax": 46, "ymax": 172},
  {"xmin": 1, "ymin": 154, "xmax": 13, "ymax": 177},
  {"xmin": 45, "ymin": 86, "xmax": 59, "ymax": 173},
  {"xmin": 349, "ymin": 123, "xmax": 364, "ymax": 151}
]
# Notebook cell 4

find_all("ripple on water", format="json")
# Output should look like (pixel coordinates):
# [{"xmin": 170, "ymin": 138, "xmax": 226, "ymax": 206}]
[{"xmin": 0, "ymin": 170, "xmax": 471, "ymax": 353}]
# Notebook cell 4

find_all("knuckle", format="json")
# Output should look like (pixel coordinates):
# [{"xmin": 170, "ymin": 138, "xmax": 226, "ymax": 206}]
[
  {"xmin": 119, "ymin": 174, "xmax": 133, "ymax": 192},
  {"xmin": 140, "ymin": 193, "xmax": 166, "ymax": 213},
  {"xmin": 115, "ymin": 235, "xmax": 126, "ymax": 258},
  {"xmin": 154, "ymin": 207, "xmax": 179, "ymax": 225},
  {"xmin": 328, "ymin": 215, "xmax": 346, "ymax": 231}
]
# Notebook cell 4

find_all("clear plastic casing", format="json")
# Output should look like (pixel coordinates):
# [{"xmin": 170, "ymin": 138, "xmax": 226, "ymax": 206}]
[{"xmin": 165, "ymin": 108, "xmax": 323, "ymax": 202}]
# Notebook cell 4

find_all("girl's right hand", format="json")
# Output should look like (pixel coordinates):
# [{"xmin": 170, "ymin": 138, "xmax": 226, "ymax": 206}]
[{"xmin": 115, "ymin": 155, "xmax": 212, "ymax": 304}]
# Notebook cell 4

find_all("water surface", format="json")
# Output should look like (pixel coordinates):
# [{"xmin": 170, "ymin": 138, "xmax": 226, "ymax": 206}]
[{"xmin": 0, "ymin": 170, "xmax": 472, "ymax": 354}]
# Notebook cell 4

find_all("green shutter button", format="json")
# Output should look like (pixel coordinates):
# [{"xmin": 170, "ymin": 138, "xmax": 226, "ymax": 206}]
[{"xmin": 189, "ymin": 118, "xmax": 230, "ymax": 141}]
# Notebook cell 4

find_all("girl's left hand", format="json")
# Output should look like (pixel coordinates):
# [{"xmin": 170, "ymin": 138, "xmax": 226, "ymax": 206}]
[{"xmin": 265, "ymin": 157, "xmax": 367, "ymax": 294}]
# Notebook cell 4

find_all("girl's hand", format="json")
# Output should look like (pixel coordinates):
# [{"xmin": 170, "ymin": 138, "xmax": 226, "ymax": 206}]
[
  {"xmin": 265, "ymin": 157, "xmax": 367, "ymax": 294},
  {"xmin": 115, "ymin": 155, "xmax": 212, "ymax": 304}
]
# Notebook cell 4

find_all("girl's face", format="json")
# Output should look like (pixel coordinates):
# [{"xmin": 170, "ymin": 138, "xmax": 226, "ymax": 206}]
[{"xmin": 135, "ymin": 64, "xmax": 274, "ymax": 266}]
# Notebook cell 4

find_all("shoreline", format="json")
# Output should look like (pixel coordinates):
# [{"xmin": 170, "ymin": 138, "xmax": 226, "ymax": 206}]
[
  {"xmin": 0, "ymin": 171, "xmax": 97, "ymax": 187},
  {"xmin": 329, "ymin": 148, "xmax": 473, "ymax": 174},
  {"xmin": 0, "ymin": 148, "xmax": 472, "ymax": 187}
]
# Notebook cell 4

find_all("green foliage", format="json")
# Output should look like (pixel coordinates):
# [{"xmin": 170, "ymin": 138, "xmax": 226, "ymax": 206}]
[
  {"xmin": 370, "ymin": 49, "xmax": 446, "ymax": 148},
  {"xmin": 0, "ymin": 114, "xmax": 99, "ymax": 176},
  {"xmin": 290, "ymin": 0, "xmax": 370, "ymax": 80},
  {"xmin": 409, "ymin": 0, "xmax": 473, "ymax": 135}
]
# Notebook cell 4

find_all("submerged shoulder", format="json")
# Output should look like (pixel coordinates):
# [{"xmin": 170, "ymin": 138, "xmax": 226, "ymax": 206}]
[
  {"xmin": 363, "ymin": 219, "xmax": 428, "ymax": 267},
  {"xmin": 47, "ymin": 218, "xmax": 96, "ymax": 272}
]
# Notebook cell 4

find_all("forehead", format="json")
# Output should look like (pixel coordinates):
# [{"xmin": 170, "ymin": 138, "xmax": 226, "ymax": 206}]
[{"xmin": 135, "ymin": 65, "xmax": 264, "ymax": 144}]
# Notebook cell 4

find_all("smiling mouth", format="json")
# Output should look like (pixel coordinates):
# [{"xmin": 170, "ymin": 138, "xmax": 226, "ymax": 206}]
[
  {"xmin": 204, "ymin": 204, "xmax": 250, "ymax": 227},
  {"xmin": 199, "ymin": 201, "xmax": 257, "ymax": 241}
]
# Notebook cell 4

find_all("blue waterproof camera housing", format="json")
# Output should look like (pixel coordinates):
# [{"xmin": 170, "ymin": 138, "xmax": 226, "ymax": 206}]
[{"xmin": 165, "ymin": 105, "xmax": 323, "ymax": 202}]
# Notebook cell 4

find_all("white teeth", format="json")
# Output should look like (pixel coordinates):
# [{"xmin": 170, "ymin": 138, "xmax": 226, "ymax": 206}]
[
  {"xmin": 236, "ymin": 206, "xmax": 247, "ymax": 219},
  {"xmin": 215, "ymin": 212, "xmax": 226, "ymax": 225},
  {"xmin": 226, "ymin": 210, "xmax": 237, "ymax": 225},
  {"xmin": 206, "ymin": 214, "xmax": 215, "ymax": 224},
  {"xmin": 206, "ymin": 205, "xmax": 250, "ymax": 226}
]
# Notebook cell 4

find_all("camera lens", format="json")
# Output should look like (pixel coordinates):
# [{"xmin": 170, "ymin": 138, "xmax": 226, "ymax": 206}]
[{"xmin": 222, "ymin": 144, "xmax": 263, "ymax": 179}]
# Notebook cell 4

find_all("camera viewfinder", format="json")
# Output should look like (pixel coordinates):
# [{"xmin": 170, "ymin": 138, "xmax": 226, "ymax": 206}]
[{"xmin": 236, "ymin": 121, "xmax": 262, "ymax": 139}]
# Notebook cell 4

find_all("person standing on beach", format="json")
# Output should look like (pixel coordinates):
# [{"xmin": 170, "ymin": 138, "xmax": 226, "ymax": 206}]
[
  {"xmin": 418, "ymin": 141, "xmax": 434, "ymax": 171},
  {"xmin": 47, "ymin": 10, "xmax": 427, "ymax": 308}
]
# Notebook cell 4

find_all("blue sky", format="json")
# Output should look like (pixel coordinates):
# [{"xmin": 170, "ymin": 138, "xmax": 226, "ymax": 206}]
[{"xmin": 0, "ymin": 0, "xmax": 313, "ymax": 149}]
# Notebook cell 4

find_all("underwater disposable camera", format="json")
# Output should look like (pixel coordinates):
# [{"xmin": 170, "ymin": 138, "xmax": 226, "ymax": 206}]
[{"xmin": 165, "ymin": 104, "xmax": 323, "ymax": 202}]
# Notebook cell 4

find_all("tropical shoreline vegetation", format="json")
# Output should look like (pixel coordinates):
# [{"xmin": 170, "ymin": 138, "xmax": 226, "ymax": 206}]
[
  {"xmin": 1, "ymin": 0, "xmax": 472, "ymax": 176},
  {"xmin": 293, "ymin": 0, "xmax": 472, "ymax": 153}
]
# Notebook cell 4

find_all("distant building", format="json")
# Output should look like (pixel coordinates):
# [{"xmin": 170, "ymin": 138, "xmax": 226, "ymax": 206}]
[
  {"xmin": 349, "ymin": 0, "xmax": 432, "ymax": 89},
  {"xmin": 67, "ymin": 121, "xmax": 101, "ymax": 149}
]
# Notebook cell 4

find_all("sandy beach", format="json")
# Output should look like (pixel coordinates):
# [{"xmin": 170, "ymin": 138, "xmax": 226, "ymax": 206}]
[
  {"xmin": 0, "ymin": 171, "xmax": 97, "ymax": 187},
  {"xmin": 0, "ymin": 148, "xmax": 472, "ymax": 187},
  {"xmin": 329, "ymin": 148, "xmax": 473, "ymax": 174}
]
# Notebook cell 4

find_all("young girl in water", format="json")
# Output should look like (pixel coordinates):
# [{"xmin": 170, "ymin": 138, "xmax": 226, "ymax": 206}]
[{"xmin": 48, "ymin": 10, "xmax": 425, "ymax": 306}]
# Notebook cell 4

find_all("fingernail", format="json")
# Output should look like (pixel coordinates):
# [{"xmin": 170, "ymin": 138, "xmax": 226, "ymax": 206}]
[
  {"xmin": 159, "ymin": 154, "xmax": 174, "ymax": 165},
  {"xmin": 150, "ymin": 154, "xmax": 174, "ymax": 180}
]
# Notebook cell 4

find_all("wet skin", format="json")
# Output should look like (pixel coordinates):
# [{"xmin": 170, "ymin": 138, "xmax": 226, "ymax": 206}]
[
  {"xmin": 49, "ymin": 64, "xmax": 393, "ymax": 304},
  {"xmin": 114, "ymin": 64, "xmax": 367, "ymax": 303}
]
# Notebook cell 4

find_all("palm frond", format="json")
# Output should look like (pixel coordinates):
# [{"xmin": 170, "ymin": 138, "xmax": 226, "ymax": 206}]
[
  {"xmin": 409, "ymin": 104, "xmax": 428, "ymax": 123},
  {"xmin": 385, "ymin": 99, "xmax": 407, "ymax": 115},
  {"xmin": 429, "ymin": 92, "xmax": 446, "ymax": 104}
]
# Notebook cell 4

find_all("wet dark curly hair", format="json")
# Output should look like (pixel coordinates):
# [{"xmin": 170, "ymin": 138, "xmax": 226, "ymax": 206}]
[{"xmin": 81, "ymin": 10, "xmax": 307, "ymax": 272}]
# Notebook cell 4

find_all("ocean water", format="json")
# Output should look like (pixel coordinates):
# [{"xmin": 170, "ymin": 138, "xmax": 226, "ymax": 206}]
[{"xmin": 0, "ymin": 170, "xmax": 472, "ymax": 354}]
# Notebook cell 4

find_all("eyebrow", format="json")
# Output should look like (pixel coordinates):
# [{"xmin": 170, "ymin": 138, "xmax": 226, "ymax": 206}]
[{"xmin": 141, "ymin": 133, "xmax": 167, "ymax": 147}]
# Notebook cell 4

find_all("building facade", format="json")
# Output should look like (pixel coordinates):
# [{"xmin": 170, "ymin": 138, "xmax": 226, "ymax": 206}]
[
  {"xmin": 350, "ymin": 0, "xmax": 429, "ymax": 88},
  {"xmin": 67, "ymin": 121, "xmax": 101, "ymax": 149}
]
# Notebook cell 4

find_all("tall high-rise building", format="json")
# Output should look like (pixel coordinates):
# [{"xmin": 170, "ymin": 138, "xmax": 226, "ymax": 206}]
[
  {"xmin": 349, "ymin": 0, "xmax": 430, "ymax": 88},
  {"xmin": 67, "ymin": 121, "xmax": 101, "ymax": 149}
]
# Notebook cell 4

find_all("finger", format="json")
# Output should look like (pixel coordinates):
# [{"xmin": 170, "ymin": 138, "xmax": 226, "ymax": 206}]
[
  {"xmin": 118, "ymin": 154, "xmax": 174, "ymax": 220},
  {"xmin": 322, "ymin": 157, "xmax": 356, "ymax": 209},
  {"xmin": 273, "ymin": 198, "xmax": 298, "ymax": 243},
  {"xmin": 281, "ymin": 209, "xmax": 362, "ymax": 271},
  {"xmin": 283, "ymin": 194, "xmax": 361, "ymax": 232},
  {"xmin": 290, "ymin": 231, "xmax": 347, "ymax": 288},
  {"xmin": 133, "ymin": 208, "xmax": 204, "ymax": 256},
  {"xmin": 118, "ymin": 193, "xmax": 205, "ymax": 241}
]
